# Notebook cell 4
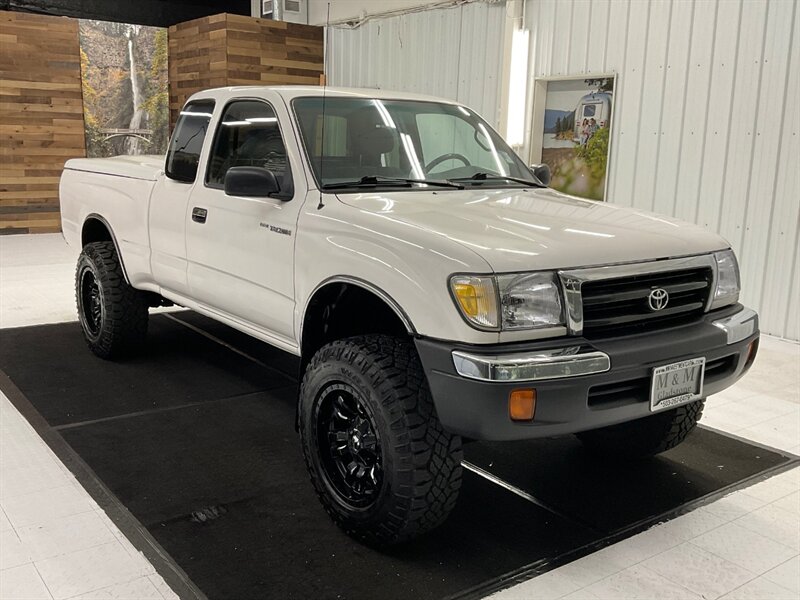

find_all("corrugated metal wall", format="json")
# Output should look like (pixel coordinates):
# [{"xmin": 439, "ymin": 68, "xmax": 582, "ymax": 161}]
[
  {"xmin": 327, "ymin": 0, "xmax": 799, "ymax": 340},
  {"xmin": 327, "ymin": 1, "xmax": 508, "ymax": 128},
  {"xmin": 523, "ymin": 0, "xmax": 799, "ymax": 340}
]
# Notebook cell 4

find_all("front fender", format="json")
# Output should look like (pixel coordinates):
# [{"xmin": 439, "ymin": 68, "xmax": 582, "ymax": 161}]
[{"xmin": 294, "ymin": 201, "xmax": 500, "ymax": 345}]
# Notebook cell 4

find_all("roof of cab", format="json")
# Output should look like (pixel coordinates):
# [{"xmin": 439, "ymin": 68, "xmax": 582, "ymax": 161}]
[{"xmin": 186, "ymin": 85, "xmax": 460, "ymax": 106}]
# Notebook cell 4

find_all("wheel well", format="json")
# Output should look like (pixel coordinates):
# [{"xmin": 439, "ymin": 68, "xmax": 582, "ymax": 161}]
[
  {"xmin": 301, "ymin": 282, "xmax": 412, "ymax": 367},
  {"xmin": 81, "ymin": 217, "xmax": 113, "ymax": 247},
  {"xmin": 80, "ymin": 216, "xmax": 143, "ymax": 292}
]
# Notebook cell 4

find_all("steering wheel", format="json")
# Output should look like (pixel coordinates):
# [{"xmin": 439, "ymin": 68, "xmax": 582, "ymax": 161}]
[{"xmin": 424, "ymin": 153, "xmax": 471, "ymax": 173}]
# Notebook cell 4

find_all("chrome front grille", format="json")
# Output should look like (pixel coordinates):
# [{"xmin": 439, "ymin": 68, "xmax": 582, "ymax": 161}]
[{"xmin": 558, "ymin": 254, "xmax": 718, "ymax": 338}]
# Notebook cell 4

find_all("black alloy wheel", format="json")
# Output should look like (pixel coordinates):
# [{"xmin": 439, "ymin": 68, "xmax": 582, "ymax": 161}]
[
  {"xmin": 299, "ymin": 335, "xmax": 463, "ymax": 545},
  {"xmin": 79, "ymin": 267, "xmax": 103, "ymax": 339},
  {"xmin": 315, "ymin": 383, "xmax": 383, "ymax": 508}
]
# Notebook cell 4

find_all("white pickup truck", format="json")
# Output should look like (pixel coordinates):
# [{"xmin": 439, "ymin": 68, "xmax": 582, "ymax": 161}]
[{"xmin": 60, "ymin": 86, "xmax": 759, "ymax": 545}]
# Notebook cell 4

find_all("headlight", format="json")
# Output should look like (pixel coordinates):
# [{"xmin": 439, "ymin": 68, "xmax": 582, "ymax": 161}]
[
  {"xmin": 497, "ymin": 272, "xmax": 563, "ymax": 329},
  {"xmin": 711, "ymin": 249, "xmax": 740, "ymax": 310},
  {"xmin": 450, "ymin": 272, "xmax": 564, "ymax": 331}
]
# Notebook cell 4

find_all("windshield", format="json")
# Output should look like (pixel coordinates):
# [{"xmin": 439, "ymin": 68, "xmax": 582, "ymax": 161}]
[{"xmin": 292, "ymin": 97, "xmax": 536, "ymax": 191}]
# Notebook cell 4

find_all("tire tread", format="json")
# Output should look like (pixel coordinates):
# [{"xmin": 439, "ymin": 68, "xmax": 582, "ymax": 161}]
[
  {"xmin": 76, "ymin": 241, "xmax": 148, "ymax": 359},
  {"xmin": 299, "ymin": 335, "xmax": 462, "ymax": 545},
  {"xmin": 576, "ymin": 400, "xmax": 705, "ymax": 457}
]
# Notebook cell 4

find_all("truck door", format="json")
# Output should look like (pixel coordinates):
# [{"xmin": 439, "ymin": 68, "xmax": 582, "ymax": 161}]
[
  {"xmin": 185, "ymin": 96, "xmax": 300, "ymax": 344},
  {"xmin": 149, "ymin": 100, "xmax": 215, "ymax": 296}
]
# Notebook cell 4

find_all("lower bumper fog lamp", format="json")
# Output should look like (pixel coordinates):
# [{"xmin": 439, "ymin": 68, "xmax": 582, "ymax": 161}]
[{"xmin": 509, "ymin": 389, "xmax": 536, "ymax": 421}]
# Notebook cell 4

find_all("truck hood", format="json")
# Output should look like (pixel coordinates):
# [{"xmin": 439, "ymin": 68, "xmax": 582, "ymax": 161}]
[{"xmin": 337, "ymin": 187, "xmax": 729, "ymax": 272}]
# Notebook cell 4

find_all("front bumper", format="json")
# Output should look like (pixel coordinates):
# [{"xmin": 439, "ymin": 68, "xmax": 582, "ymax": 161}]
[{"xmin": 415, "ymin": 304, "xmax": 759, "ymax": 441}]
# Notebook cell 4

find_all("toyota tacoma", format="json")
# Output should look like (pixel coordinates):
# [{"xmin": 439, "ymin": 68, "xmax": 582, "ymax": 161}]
[{"xmin": 59, "ymin": 86, "xmax": 759, "ymax": 545}]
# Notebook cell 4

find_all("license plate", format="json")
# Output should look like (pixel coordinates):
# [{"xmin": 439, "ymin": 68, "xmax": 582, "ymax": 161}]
[{"xmin": 650, "ymin": 357, "xmax": 705, "ymax": 412}]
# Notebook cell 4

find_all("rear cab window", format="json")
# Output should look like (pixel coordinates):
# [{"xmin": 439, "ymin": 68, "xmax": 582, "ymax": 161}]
[{"xmin": 165, "ymin": 100, "xmax": 215, "ymax": 183}]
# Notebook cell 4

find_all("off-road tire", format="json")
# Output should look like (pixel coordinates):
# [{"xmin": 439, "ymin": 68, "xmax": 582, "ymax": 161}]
[
  {"xmin": 576, "ymin": 400, "xmax": 705, "ymax": 458},
  {"xmin": 75, "ymin": 241, "xmax": 148, "ymax": 359},
  {"xmin": 299, "ymin": 335, "xmax": 462, "ymax": 546}
]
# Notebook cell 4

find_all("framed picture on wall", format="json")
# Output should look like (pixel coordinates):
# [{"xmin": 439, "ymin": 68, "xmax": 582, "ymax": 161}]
[
  {"xmin": 79, "ymin": 20, "xmax": 169, "ymax": 158},
  {"xmin": 529, "ymin": 75, "xmax": 616, "ymax": 201}
]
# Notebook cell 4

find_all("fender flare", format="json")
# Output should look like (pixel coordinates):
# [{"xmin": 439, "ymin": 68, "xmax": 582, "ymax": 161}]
[
  {"xmin": 82, "ymin": 213, "xmax": 131, "ymax": 284},
  {"xmin": 295, "ymin": 275, "xmax": 417, "ymax": 432},
  {"xmin": 300, "ymin": 275, "xmax": 417, "ymax": 348}
]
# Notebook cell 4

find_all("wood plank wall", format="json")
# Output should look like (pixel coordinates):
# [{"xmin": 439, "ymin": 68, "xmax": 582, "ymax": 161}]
[
  {"xmin": 225, "ymin": 14, "xmax": 324, "ymax": 87},
  {"xmin": 169, "ymin": 13, "xmax": 323, "ymax": 125},
  {"xmin": 0, "ymin": 11, "xmax": 321, "ymax": 233},
  {"xmin": 0, "ymin": 10, "xmax": 85, "ymax": 234},
  {"xmin": 168, "ymin": 13, "xmax": 228, "ymax": 127}
]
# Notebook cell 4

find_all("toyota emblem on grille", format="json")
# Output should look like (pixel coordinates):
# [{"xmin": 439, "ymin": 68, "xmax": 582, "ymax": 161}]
[{"xmin": 648, "ymin": 288, "xmax": 669, "ymax": 311}]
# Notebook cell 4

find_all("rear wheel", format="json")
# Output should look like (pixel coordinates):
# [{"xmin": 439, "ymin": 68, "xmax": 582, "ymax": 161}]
[
  {"xmin": 576, "ymin": 400, "xmax": 705, "ymax": 457},
  {"xmin": 299, "ymin": 335, "xmax": 462, "ymax": 545},
  {"xmin": 76, "ymin": 241, "xmax": 148, "ymax": 359}
]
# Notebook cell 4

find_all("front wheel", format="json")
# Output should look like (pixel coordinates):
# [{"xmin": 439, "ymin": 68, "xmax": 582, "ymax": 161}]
[
  {"xmin": 299, "ymin": 335, "xmax": 462, "ymax": 546},
  {"xmin": 576, "ymin": 400, "xmax": 705, "ymax": 458},
  {"xmin": 76, "ymin": 241, "xmax": 149, "ymax": 359}
]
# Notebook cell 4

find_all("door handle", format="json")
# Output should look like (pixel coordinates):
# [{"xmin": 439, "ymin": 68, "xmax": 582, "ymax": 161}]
[{"xmin": 192, "ymin": 207, "xmax": 207, "ymax": 224}]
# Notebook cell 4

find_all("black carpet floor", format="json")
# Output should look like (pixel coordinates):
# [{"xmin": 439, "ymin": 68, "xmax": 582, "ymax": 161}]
[{"xmin": 0, "ymin": 312, "xmax": 795, "ymax": 600}]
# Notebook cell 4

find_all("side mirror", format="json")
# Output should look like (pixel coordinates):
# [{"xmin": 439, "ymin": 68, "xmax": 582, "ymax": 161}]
[
  {"xmin": 224, "ymin": 166, "xmax": 280, "ymax": 198},
  {"xmin": 530, "ymin": 163, "xmax": 551, "ymax": 187}
]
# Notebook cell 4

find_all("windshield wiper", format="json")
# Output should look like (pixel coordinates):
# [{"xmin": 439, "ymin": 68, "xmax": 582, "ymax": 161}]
[
  {"xmin": 448, "ymin": 172, "xmax": 544, "ymax": 187},
  {"xmin": 321, "ymin": 175, "xmax": 464, "ymax": 190}
]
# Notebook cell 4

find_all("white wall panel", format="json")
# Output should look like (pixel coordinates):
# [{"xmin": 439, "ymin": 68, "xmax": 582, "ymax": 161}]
[
  {"xmin": 327, "ymin": 1, "xmax": 507, "ymax": 128},
  {"xmin": 531, "ymin": 0, "xmax": 555, "ymax": 75},
  {"xmin": 603, "ymin": 0, "xmax": 629, "ymax": 74},
  {"xmin": 673, "ymin": 0, "xmax": 717, "ymax": 224},
  {"xmin": 757, "ymin": 1, "xmax": 799, "ymax": 341},
  {"xmin": 695, "ymin": 0, "xmax": 740, "ymax": 234},
  {"xmin": 633, "ymin": 0, "xmax": 672, "ymax": 212},
  {"xmin": 551, "ymin": 0, "xmax": 573, "ymax": 75},
  {"xmin": 308, "ymin": 0, "xmax": 441, "ymax": 25},
  {"xmin": 741, "ymin": 0, "xmax": 795, "ymax": 321},
  {"xmin": 652, "ymin": 2, "xmax": 694, "ymax": 215},
  {"xmin": 326, "ymin": 0, "xmax": 798, "ymax": 339},
  {"xmin": 524, "ymin": 0, "xmax": 799, "ymax": 340},
  {"xmin": 607, "ymin": 0, "xmax": 649, "ymax": 208},
  {"xmin": 586, "ymin": 0, "xmax": 612, "ymax": 73},
  {"xmin": 717, "ymin": 1, "xmax": 768, "ymax": 253}
]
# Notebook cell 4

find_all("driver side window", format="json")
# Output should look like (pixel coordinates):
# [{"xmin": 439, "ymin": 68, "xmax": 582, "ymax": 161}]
[{"xmin": 206, "ymin": 100, "xmax": 290, "ymax": 189}]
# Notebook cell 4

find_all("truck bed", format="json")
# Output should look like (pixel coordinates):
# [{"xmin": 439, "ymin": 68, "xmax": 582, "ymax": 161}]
[
  {"xmin": 60, "ymin": 156, "xmax": 164, "ymax": 285},
  {"xmin": 64, "ymin": 155, "xmax": 165, "ymax": 181}
]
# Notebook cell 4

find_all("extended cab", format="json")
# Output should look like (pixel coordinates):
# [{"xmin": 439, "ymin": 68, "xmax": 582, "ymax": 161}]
[{"xmin": 60, "ymin": 86, "xmax": 759, "ymax": 545}]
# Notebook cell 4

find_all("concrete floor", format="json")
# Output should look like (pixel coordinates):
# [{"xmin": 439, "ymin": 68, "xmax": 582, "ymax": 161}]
[{"xmin": 1, "ymin": 233, "xmax": 797, "ymax": 600}]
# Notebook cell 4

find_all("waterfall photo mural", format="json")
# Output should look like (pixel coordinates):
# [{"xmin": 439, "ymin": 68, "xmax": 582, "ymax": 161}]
[
  {"xmin": 537, "ymin": 77, "xmax": 615, "ymax": 201},
  {"xmin": 79, "ymin": 20, "xmax": 169, "ymax": 158}
]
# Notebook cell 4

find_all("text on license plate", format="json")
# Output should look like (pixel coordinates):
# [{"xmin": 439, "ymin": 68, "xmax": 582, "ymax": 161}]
[{"xmin": 650, "ymin": 357, "xmax": 705, "ymax": 412}]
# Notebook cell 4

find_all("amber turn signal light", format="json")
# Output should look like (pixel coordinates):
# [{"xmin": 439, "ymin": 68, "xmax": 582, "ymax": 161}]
[
  {"xmin": 509, "ymin": 389, "xmax": 536, "ymax": 421},
  {"xmin": 744, "ymin": 338, "xmax": 759, "ymax": 370}
]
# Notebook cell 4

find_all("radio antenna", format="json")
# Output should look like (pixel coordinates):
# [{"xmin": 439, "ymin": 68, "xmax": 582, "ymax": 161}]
[{"xmin": 317, "ymin": 2, "xmax": 331, "ymax": 210}]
